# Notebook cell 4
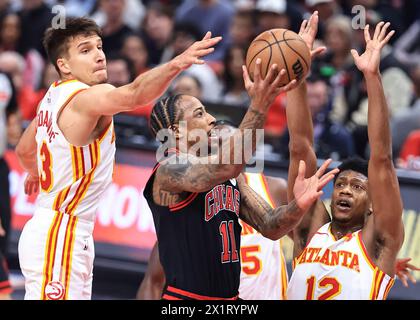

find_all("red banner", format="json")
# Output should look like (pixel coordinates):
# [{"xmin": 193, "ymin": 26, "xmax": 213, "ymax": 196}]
[{"xmin": 4, "ymin": 150, "xmax": 157, "ymax": 250}]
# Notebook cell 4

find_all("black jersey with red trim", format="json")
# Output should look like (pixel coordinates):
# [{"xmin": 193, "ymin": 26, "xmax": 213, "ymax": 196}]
[{"xmin": 143, "ymin": 163, "xmax": 242, "ymax": 299}]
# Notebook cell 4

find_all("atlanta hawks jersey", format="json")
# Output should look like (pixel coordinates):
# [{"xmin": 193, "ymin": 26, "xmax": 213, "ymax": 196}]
[
  {"xmin": 35, "ymin": 79, "xmax": 115, "ymax": 222},
  {"xmin": 287, "ymin": 222, "xmax": 395, "ymax": 300},
  {"xmin": 144, "ymin": 159, "xmax": 242, "ymax": 300},
  {"xmin": 239, "ymin": 173, "xmax": 288, "ymax": 300}
]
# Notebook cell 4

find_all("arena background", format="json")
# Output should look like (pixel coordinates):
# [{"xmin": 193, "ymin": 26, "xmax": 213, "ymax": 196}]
[
  {"xmin": 5, "ymin": 146, "xmax": 420, "ymax": 299},
  {"xmin": 0, "ymin": 0, "xmax": 419, "ymax": 300}
]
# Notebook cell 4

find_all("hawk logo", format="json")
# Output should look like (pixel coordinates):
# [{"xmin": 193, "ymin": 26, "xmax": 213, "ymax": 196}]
[{"xmin": 45, "ymin": 281, "xmax": 65, "ymax": 300}]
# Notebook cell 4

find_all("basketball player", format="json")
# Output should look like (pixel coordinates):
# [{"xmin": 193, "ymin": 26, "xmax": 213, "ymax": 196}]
[
  {"xmin": 286, "ymin": 19, "xmax": 405, "ymax": 299},
  {"xmin": 143, "ymin": 68, "xmax": 338, "ymax": 301},
  {"xmin": 138, "ymin": 120, "xmax": 290, "ymax": 300},
  {"xmin": 14, "ymin": 17, "xmax": 222, "ymax": 300}
]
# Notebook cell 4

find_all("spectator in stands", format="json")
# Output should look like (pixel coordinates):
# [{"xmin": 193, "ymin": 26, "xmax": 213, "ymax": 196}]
[
  {"xmin": 175, "ymin": 0, "xmax": 235, "ymax": 62},
  {"xmin": 392, "ymin": 65, "xmax": 420, "ymax": 160},
  {"xmin": 17, "ymin": 0, "xmax": 53, "ymax": 59},
  {"xmin": 220, "ymin": 45, "xmax": 249, "ymax": 107},
  {"xmin": 394, "ymin": 20, "xmax": 420, "ymax": 69},
  {"xmin": 170, "ymin": 74, "xmax": 202, "ymax": 100},
  {"xmin": 278, "ymin": 73, "xmax": 355, "ymax": 160},
  {"xmin": 159, "ymin": 22, "xmax": 222, "ymax": 102},
  {"xmin": 99, "ymin": 0, "xmax": 133, "ymax": 55},
  {"xmin": 228, "ymin": 9, "xmax": 256, "ymax": 49},
  {"xmin": 106, "ymin": 52, "xmax": 135, "ymax": 88},
  {"xmin": 121, "ymin": 34, "xmax": 150, "ymax": 76},
  {"xmin": 0, "ymin": 13, "xmax": 21, "ymax": 53},
  {"xmin": 255, "ymin": 0, "xmax": 291, "ymax": 33},
  {"xmin": 304, "ymin": 0, "xmax": 337, "ymax": 38},
  {"xmin": 328, "ymin": 13, "xmax": 413, "ymax": 157},
  {"xmin": 17, "ymin": 63, "xmax": 58, "ymax": 122},
  {"xmin": 141, "ymin": 1, "xmax": 174, "ymax": 65},
  {"xmin": 54, "ymin": 0, "xmax": 97, "ymax": 18}
]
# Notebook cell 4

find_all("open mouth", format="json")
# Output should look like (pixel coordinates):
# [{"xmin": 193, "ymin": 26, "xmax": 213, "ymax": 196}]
[{"xmin": 335, "ymin": 199, "xmax": 352, "ymax": 211}]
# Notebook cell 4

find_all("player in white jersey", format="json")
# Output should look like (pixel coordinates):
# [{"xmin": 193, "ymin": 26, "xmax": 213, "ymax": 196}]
[
  {"xmin": 239, "ymin": 172, "xmax": 289, "ymax": 300},
  {"xmin": 15, "ymin": 17, "xmax": 221, "ymax": 300},
  {"xmin": 285, "ymin": 15, "xmax": 404, "ymax": 299}
]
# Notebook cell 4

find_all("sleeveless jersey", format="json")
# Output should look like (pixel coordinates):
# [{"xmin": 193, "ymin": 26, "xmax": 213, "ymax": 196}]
[
  {"xmin": 35, "ymin": 79, "xmax": 116, "ymax": 223},
  {"xmin": 239, "ymin": 173, "xmax": 288, "ymax": 300},
  {"xmin": 287, "ymin": 222, "xmax": 395, "ymax": 300},
  {"xmin": 143, "ymin": 160, "xmax": 242, "ymax": 300}
]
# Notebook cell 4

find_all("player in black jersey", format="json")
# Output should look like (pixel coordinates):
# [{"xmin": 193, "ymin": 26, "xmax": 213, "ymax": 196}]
[{"xmin": 144, "ymin": 61, "xmax": 338, "ymax": 300}]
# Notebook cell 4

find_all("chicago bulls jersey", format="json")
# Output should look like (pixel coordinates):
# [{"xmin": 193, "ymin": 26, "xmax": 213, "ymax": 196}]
[
  {"xmin": 239, "ymin": 173, "xmax": 288, "ymax": 300},
  {"xmin": 287, "ymin": 222, "xmax": 395, "ymax": 300},
  {"xmin": 35, "ymin": 79, "xmax": 115, "ymax": 222},
  {"xmin": 143, "ymin": 160, "xmax": 242, "ymax": 299}
]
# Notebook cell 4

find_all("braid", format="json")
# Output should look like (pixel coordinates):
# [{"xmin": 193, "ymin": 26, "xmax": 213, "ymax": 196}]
[{"xmin": 149, "ymin": 94, "xmax": 184, "ymax": 142}]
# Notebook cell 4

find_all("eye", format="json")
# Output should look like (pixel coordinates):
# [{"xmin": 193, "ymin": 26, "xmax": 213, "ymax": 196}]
[
  {"xmin": 353, "ymin": 184, "xmax": 363, "ymax": 190},
  {"xmin": 97, "ymin": 45, "xmax": 103, "ymax": 50},
  {"xmin": 196, "ymin": 111, "xmax": 203, "ymax": 117},
  {"xmin": 335, "ymin": 182, "xmax": 344, "ymax": 188},
  {"xmin": 81, "ymin": 49, "xmax": 89, "ymax": 54}
]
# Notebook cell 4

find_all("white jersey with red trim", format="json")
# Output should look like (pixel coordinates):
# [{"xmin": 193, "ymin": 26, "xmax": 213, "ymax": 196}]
[
  {"xmin": 287, "ymin": 222, "xmax": 395, "ymax": 300},
  {"xmin": 35, "ymin": 79, "xmax": 116, "ymax": 222},
  {"xmin": 238, "ymin": 173, "xmax": 288, "ymax": 300},
  {"xmin": 19, "ymin": 79, "xmax": 116, "ymax": 300}
]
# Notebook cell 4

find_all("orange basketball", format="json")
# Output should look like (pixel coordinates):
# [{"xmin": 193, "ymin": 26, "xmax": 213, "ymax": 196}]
[{"xmin": 246, "ymin": 28, "xmax": 311, "ymax": 86}]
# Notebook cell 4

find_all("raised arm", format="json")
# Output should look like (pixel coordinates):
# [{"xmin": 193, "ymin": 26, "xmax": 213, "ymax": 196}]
[
  {"xmin": 15, "ymin": 118, "xmax": 40, "ymax": 195},
  {"xmin": 157, "ymin": 61, "xmax": 297, "ymax": 194},
  {"xmin": 286, "ymin": 12, "xmax": 330, "ymax": 254},
  {"xmin": 74, "ymin": 32, "xmax": 222, "ymax": 117},
  {"xmin": 238, "ymin": 159, "xmax": 338, "ymax": 240},
  {"xmin": 351, "ymin": 23, "xmax": 404, "ymax": 261},
  {"xmin": 137, "ymin": 242, "xmax": 165, "ymax": 300}
]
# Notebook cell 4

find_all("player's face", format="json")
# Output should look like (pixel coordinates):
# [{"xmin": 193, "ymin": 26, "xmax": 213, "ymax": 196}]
[
  {"xmin": 330, "ymin": 170, "xmax": 371, "ymax": 225},
  {"xmin": 177, "ymin": 95, "xmax": 216, "ymax": 150},
  {"xmin": 63, "ymin": 34, "xmax": 107, "ymax": 85}
]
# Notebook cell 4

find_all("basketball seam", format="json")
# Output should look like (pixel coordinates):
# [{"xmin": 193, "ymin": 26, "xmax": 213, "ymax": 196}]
[
  {"xmin": 247, "ymin": 39, "xmax": 271, "ymax": 71},
  {"xmin": 270, "ymin": 31, "xmax": 291, "ymax": 83},
  {"xmin": 282, "ymin": 30, "xmax": 309, "ymax": 70},
  {"xmin": 265, "ymin": 41, "xmax": 273, "ymax": 77}
]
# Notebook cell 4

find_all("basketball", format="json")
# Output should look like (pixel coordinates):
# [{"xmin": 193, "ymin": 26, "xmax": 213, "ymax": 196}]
[{"xmin": 246, "ymin": 28, "xmax": 311, "ymax": 86}]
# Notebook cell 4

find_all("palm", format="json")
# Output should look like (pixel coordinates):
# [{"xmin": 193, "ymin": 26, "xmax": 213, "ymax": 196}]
[
  {"xmin": 298, "ymin": 11, "xmax": 325, "ymax": 59},
  {"xmin": 351, "ymin": 22, "xmax": 395, "ymax": 74},
  {"xmin": 292, "ymin": 159, "xmax": 339, "ymax": 212}
]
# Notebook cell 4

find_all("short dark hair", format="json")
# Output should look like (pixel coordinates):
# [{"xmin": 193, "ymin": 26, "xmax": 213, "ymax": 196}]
[
  {"xmin": 43, "ymin": 17, "xmax": 102, "ymax": 74},
  {"xmin": 334, "ymin": 156, "xmax": 369, "ymax": 183},
  {"xmin": 149, "ymin": 95, "xmax": 184, "ymax": 141}
]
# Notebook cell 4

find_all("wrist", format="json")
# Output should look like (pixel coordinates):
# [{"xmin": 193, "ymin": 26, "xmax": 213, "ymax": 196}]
[
  {"xmin": 363, "ymin": 70, "xmax": 381, "ymax": 79},
  {"xmin": 168, "ymin": 58, "xmax": 184, "ymax": 73}
]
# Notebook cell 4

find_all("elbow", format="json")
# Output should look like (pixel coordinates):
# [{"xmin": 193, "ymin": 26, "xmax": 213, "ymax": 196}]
[{"xmin": 288, "ymin": 138, "xmax": 312, "ymax": 158}]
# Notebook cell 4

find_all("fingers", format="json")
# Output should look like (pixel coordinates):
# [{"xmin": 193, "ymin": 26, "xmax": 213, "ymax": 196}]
[
  {"xmin": 299, "ymin": 19, "xmax": 307, "ymax": 35},
  {"xmin": 318, "ymin": 172, "xmax": 337, "ymax": 190},
  {"xmin": 242, "ymin": 65, "xmax": 252, "ymax": 89},
  {"xmin": 280, "ymin": 79, "xmax": 298, "ymax": 92},
  {"xmin": 364, "ymin": 24, "xmax": 371, "ymax": 42},
  {"xmin": 311, "ymin": 46, "xmax": 326, "ymax": 58},
  {"xmin": 196, "ymin": 47, "xmax": 215, "ymax": 57},
  {"xmin": 253, "ymin": 58, "xmax": 262, "ymax": 83},
  {"xmin": 400, "ymin": 274, "xmax": 408, "ymax": 288},
  {"xmin": 381, "ymin": 30, "xmax": 395, "ymax": 46},
  {"xmin": 350, "ymin": 49, "xmax": 359, "ymax": 62},
  {"xmin": 407, "ymin": 272, "xmax": 417, "ymax": 284},
  {"xmin": 373, "ymin": 21, "xmax": 384, "ymax": 40},
  {"xmin": 196, "ymin": 36, "xmax": 222, "ymax": 49},
  {"xmin": 378, "ymin": 22, "xmax": 390, "ymax": 41},
  {"xmin": 33, "ymin": 180, "xmax": 39, "ymax": 194},
  {"xmin": 264, "ymin": 64, "xmax": 279, "ymax": 84},
  {"xmin": 271, "ymin": 69, "xmax": 287, "ymax": 88},
  {"xmin": 202, "ymin": 31, "xmax": 212, "ymax": 41},
  {"xmin": 297, "ymin": 160, "xmax": 306, "ymax": 180},
  {"xmin": 407, "ymin": 263, "xmax": 420, "ymax": 271},
  {"xmin": 315, "ymin": 158, "xmax": 333, "ymax": 178},
  {"xmin": 308, "ymin": 11, "xmax": 319, "ymax": 36}
]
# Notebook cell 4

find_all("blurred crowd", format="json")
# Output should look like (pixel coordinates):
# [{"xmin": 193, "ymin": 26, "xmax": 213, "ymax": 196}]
[{"xmin": 0, "ymin": 0, "xmax": 419, "ymax": 169}]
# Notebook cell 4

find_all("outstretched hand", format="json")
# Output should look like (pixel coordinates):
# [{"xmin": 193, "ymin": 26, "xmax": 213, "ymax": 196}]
[
  {"xmin": 395, "ymin": 258, "xmax": 420, "ymax": 288},
  {"xmin": 242, "ymin": 59, "xmax": 298, "ymax": 110},
  {"xmin": 173, "ymin": 31, "xmax": 222, "ymax": 70},
  {"xmin": 351, "ymin": 21, "xmax": 395, "ymax": 75},
  {"xmin": 24, "ymin": 173, "xmax": 39, "ymax": 196},
  {"xmin": 293, "ymin": 159, "xmax": 339, "ymax": 212},
  {"xmin": 298, "ymin": 11, "xmax": 326, "ymax": 60}
]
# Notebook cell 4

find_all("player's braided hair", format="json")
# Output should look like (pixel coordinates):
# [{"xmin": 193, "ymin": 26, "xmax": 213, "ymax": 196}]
[{"xmin": 149, "ymin": 94, "xmax": 184, "ymax": 142}]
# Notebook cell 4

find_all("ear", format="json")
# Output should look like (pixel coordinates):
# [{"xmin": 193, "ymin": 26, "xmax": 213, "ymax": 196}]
[
  {"xmin": 57, "ymin": 57, "xmax": 71, "ymax": 76},
  {"xmin": 170, "ymin": 124, "xmax": 182, "ymax": 139}
]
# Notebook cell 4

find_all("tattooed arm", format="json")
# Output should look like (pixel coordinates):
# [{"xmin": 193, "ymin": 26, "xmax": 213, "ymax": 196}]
[{"xmin": 238, "ymin": 160, "xmax": 338, "ymax": 240}]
